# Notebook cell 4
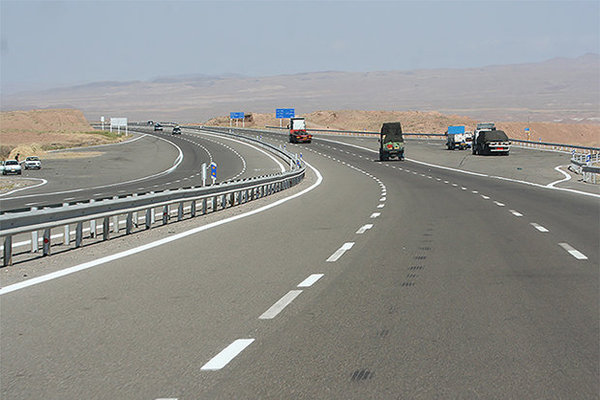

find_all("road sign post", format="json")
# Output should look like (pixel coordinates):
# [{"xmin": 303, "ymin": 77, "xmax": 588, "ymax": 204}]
[
  {"xmin": 276, "ymin": 108, "xmax": 295, "ymax": 128},
  {"xmin": 210, "ymin": 162, "xmax": 217, "ymax": 185},
  {"xmin": 201, "ymin": 162, "xmax": 207, "ymax": 186}
]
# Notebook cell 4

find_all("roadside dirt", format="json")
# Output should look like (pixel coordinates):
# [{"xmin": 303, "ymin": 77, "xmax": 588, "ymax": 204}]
[{"xmin": 0, "ymin": 109, "xmax": 128, "ymax": 161}]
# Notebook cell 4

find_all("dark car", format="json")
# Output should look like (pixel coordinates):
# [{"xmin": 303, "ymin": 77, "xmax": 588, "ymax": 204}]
[
  {"xmin": 154, "ymin": 123, "xmax": 163, "ymax": 131},
  {"xmin": 172, "ymin": 126, "xmax": 182, "ymax": 135}
]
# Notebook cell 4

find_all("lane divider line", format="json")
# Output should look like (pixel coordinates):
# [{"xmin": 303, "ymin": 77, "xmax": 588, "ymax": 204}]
[
  {"xmin": 481, "ymin": 195, "xmax": 490, "ymax": 200},
  {"xmin": 0, "ymin": 161, "xmax": 324, "ymax": 296},
  {"xmin": 370, "ymin": 212, "xmax": 381, "ymax": 218},
  {"xmin": 259, "ymin": 290, "xmax": 303, "ymax": 319},
  {"xmin": 509, "ymin": 210, "xmax": 523, "ymax": 217},
  {"xmin": 356, "ymin": 224, "xmax": 374, "ymax": 234},
  {"xmin": 558, "ymin": 243, "xmax": 588, "ymax": 260},
  {"xmin": 531, "ymin": 223, "xmax": 549, "ymax": 232},
  {"xmin": 493, "ymin": 201, "xmax": 505, "ymax": 207},
  {"xmin": 377, "ymin": 204, "xmax": 385, "ymax": 209},
  {"xmin": 297, "ymin": 274, "xmax": 324, "ymax": 288},
  {"xmin": 326, "ymin": 242, "xmax": 355, "ymax": 262},
  {"xmin": 200, "ymin": 339, "xmax": 255, "ymax": 370}
]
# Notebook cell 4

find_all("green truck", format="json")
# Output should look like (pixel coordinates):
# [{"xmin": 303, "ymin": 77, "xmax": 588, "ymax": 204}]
[{"xmin": 379, "ymin": 122, "xmax": 405, "ymax": 161}]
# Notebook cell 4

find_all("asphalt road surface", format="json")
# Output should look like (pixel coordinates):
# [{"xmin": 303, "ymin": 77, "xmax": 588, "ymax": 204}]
[
  {"xmin": 1, "ymin": 129, "xmax": 598, "ymax": 399},
  {"xmin": 0, "ymin": 127, "xmax": 287, "ymax": 211}
]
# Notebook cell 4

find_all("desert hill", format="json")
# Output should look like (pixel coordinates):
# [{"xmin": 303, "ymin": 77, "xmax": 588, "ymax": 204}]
[
  {"xmin": 2, "ymin": 55, "xmax": 598, "ymax": 124},
  {"xmin": 0, "ymin": 109, "xmax": 123, "ymax": 160}
]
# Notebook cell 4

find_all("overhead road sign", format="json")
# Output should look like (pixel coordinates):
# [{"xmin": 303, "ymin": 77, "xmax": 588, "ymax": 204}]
[
  {"xmin": 110, "ymin": 117, "xmax": 128, "ymax": 135},
  {"xmin": 276, "ymin": 108, "xmax": 295, "ymax": 119},
  {"xmin": 230, "ymin": 112, "xmax": 245, "ymax": 119}
]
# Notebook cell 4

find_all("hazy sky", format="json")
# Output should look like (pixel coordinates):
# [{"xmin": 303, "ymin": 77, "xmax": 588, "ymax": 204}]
[{"xmin": 1, "ymin": 0, "xmax": 598, "ymax": 93}]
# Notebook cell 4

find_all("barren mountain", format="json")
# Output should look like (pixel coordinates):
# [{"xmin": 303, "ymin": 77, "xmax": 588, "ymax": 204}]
[{"xmin": 2, "ymin": 54, "xmax": 598, "ymax": 124}]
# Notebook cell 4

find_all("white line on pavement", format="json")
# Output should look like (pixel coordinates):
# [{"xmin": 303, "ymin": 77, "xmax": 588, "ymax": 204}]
[
  {"xmin": 259, "ymin": 290, "xmax": 303, "ymax": 319},
  {"xmin": 481, "ymin": 195, "xmax": 490, "ymax": 200},
  {"xmin": 370, "ymin": 212, "xmax": 381, "ymax": 218},
  {"xmin": 326, "ymin": 242, "xmax": 355, "ymax": 262},
  {"xmin": 377, "ymin": 204, "xmax": 385, "ymax": 208},
  {"xmin": 531, "ymin": 223, "xmax": 549, "ymax": 232},
  {"xmin": 0, "ymin": 161, "xmax": 324, "ymax": 296},
  {"xmin": 201, "ymin": 339, "xmax": 255, "ymax": 370},
  {"xmin": 356, "ymin": 224, "xmax": 374, "ymax": 234},
  {"xmin": 298, "ymin": 274, "xmax": 324, "ymax": 288},
  {"xmin": 509, "ymin": 210, "xmax": 523, "ymax": 217},
  {"xmin": 494, "ymin": 201, "xmax": 505, "ymax": 207},
  {"xmin": 558, "ymin": 243, "xmax": 588, "ymax": 260}
]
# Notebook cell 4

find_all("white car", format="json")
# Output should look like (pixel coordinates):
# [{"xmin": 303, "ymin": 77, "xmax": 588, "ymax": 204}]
[
  {"xmin": 2, "ymin": 160, "xmax": 22, "ymax": 175},
  {"xmin": 24, "ymin": 156, "xmax": 42, "ymax": 169}
]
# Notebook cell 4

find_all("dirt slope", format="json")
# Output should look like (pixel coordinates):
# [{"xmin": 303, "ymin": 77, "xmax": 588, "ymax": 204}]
[{"xmin": 0, "ymin": 109, "xmax": 124, "ymax": 160}]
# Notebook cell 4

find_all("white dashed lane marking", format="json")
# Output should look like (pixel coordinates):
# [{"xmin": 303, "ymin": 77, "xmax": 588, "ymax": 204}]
[
  {"xmin": 326, "ymin": 242, "xmax": 355, "ymax": 262},
  {"xmin": 510, "ymin": 210, "xmax": 523, "ymax": 217},
  {"xmin": 558, "ymin": 243, "xmax": 588, "ymax": 260},
  {"xmin": 377, "ymin": 204, "xmax": 385, "ymax": 208},
  {"xmin": 481, "ymin": 195, "xmax": 490, "ymax": 200},
  {"xmin": 531, "ymin": 223, "xmax": 549, "ymax": 232},
  {"xmin": 297, "ymin": 274, "xmax": 324, "ymax": 288},
  {"xmin": 494, "ymin": 201, "xmax": 505, "ymax": 207},
  {"xmin": 201, "ymin": 339, "xmax": 255, "ymax": 371},
  {"xmin": 370, "ymin": 212, "xmax": 381, "ymax": 218},
  {"xmin": 259, "ymin": 290, "xmax": 303, "ymax": 319},
  {"xmin": 356, "ymin": 224, "xmax": 374, "ymax": 234}
]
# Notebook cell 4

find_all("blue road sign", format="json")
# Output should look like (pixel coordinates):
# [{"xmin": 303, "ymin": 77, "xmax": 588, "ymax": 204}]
[
  {"xmin": 210, "ymin": 163, "xmax": 217, "ymax": 178},
  {"xmin": 230, "ymin": 112, "xmax": 244, "ymax": 119},
  {"xmin": 524, "ymin": 128, "xmax": 530, "ymax": 132},
  {"xmin": 276, "ymin": 108, "xmax": 295, "ymax": 119}
]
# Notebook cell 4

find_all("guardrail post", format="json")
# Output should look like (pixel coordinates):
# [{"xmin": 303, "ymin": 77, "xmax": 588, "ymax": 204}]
[
  {"xmin": 103, "ymin": 217, "xmax": 110, "ymax": 240},
  {"xmin": 178, "ymin": 202, "xmax": 184, "ymax": 221},
  {"xmin": 191, "ymin": 200, "xmax": 197, "ymax": 217},
  {"xmin": 145, "ymin": 209, "xmax": 152, "ymax": 229},
  {"xmin": 202, "ymin": 198, "xmax": 207, "ymax": 215},
  {"xmin": 43, "ymin": 228, "xmax": 51, "ymax": 256},
  {"xmin": 90, "ymin": 219, "xmax": 96, "ymax": 238},
  {"xmin": 162, "ymin": 205, "xmax": 169, "ymax": 225},
  {"xmin": 76, "ymin": 222, "xmax": 83, "ymax": 247},
  {"xmin": 3, "ymin": 236, "xmax": 12, "ymax": 266},
  {"xmin": 221, "ymin": 194, "xmax": 226, "ymax": 209},
  {"xmin": 212, "ymin": 196, "xmax": 217, "ymax": 213},
  {"xmin": 126, "ymin": 212, "xmax": 133, "ymax": 234},
  {"xmin": 113, "ymin": 215, "xmax": 119, "ymax": 234},
  {"xmin": 31, "ymin": 230, "xmax": 39, "ymax": 253},
  {"xmin": 64, "ymin": 224, "xmax": 70, "ymax": 245}
]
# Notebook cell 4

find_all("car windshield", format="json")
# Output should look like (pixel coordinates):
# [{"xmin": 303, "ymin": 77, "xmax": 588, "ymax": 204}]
[
  {"xmin": 27, "ymin": 157, "xmax": 39, "ymax": 161},
  {"xmin": 6, "ymin": 160, "xmax": 18, "ymax": 165}
]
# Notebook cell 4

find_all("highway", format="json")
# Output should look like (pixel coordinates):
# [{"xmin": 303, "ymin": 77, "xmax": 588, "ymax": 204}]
[{"xmin": 1, "ymin": 128, "xmax": 598, "ymax": 399}]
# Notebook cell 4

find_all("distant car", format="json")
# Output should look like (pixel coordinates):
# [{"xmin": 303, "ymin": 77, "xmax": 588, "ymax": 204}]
[
  {"xmin": 172, "ymin": 126, "xmax": 182, "ymax": 135},
  {"xmin": 147, "ymin": 120, "xmax": 154, "ymax": 125},
  {"xmin": 154, "ymin": 123, "xmax": 163, "ymax": 131},
  {"xmin": 2, "ymin": 160, "xmax": 22, "ymax": 175},
  {"xmin": 24, "ymin": 156, "xmax": 42, "ymax": 170}
]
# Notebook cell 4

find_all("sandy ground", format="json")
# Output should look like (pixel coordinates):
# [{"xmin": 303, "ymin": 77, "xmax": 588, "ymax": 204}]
[{"xmin": 205, "ymin": 110, "xmax": 600, "ymax": 147}]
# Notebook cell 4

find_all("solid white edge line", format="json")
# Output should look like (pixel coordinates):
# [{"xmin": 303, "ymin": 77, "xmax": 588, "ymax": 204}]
[
  {"xmin": 547, "ymin": 165, "xmax": 572, "ymax": 187},
  {"xmin": 0, "ymin": 161, "xmax": 323, "ymax": 296},
  {"xmin": 259, "ymin": 290, "xmax": 303, "ymax": 319},
  {"xmin": 194, "ymin": 130, "xmax": 286, "ymax": 173},
  {"xmin": 558, "ymin": 243, "xmax": 588, "ymax": 260},
  {"xmin": 297, "ymin": 273, "xmax": 324, "ymax": 288},
  {"xmin": 200, "ymin": 339, "xmax": 255, "ymax": 370},
  {"xmin": 316, "ymin": 137, "xmax": 600, "ymax": 198},
  {"xmin": 0, "ymin": 178, "xmax": 48, "ymax": 197},
  {"xmin": 2, "ymin": 133, "xmax": 184, "ymax": 200}
]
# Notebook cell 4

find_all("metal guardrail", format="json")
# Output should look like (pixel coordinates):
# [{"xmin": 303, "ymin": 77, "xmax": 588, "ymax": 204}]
[
  {"xmin": 570, "ymin": 152, "xmax": 600, "ymax": 184},
  {"xmin": 0, "ymin": 128, "xmax": 305, "ymax": 267},
  {"xmin": 264, "ymin": 126, "xmax": 445, "ymax": 138}
]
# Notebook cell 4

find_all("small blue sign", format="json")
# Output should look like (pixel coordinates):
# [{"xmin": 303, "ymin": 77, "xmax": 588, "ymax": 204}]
[
  {"xmin": 210, "ymin": 163, "xmax": 217, "ymax": 178},
  {"xmin": 524, "ymin": 128, "xmax": 530, "ymax": 132},
  {"xmin": 586, "ymin": 154, "xmax": 591, "ymax": 162},
  {"xmin": 230, "ymin": 112, "xmax": 244, "ymax": 119},
  {"xmin": 276, "ymin": 108, "xmax": 295, "ymax": 119},
  {"xmin": 448, "ymin": 126, "xmax": 465, "ymax": 134}
]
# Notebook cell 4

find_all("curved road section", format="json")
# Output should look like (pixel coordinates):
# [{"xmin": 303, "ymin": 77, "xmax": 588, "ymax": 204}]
[{"xmin": 0, "ymin": 129, "xmax": 597, "ymax": 399}]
